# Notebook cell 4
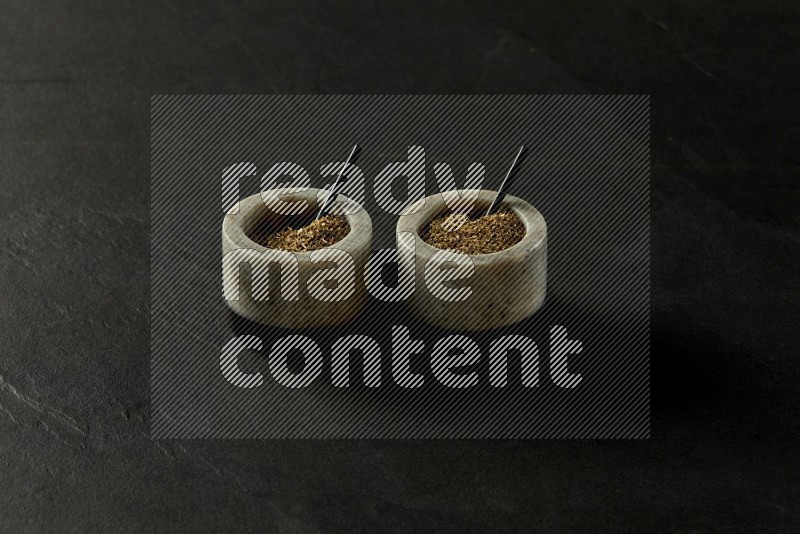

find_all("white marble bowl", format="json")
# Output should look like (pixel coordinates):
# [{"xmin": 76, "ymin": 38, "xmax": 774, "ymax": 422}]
[
  {"xmin": 396, "ymin": 189, "xmax": 547, "ymax": 331},
  {"xmin": 222, "ymin": 188, "xmax": 372, "ymax": 328}
]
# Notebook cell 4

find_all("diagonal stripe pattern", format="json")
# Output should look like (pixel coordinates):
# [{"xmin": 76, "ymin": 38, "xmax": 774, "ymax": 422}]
[{"xmin": 151, "ymin": 95, "xmax": 649, "ymax": 439}]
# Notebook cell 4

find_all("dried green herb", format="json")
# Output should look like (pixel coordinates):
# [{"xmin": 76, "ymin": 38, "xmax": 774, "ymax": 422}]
[
  {"xmin": 253, "ymin": 215, "xmax": 350, "ymax": 252},
  {"xmin": 422, "ymin": 210, "xmax": 525, "ymax": 255}
]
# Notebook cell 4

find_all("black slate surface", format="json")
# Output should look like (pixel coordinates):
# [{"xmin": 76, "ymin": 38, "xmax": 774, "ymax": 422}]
[{"xmin": 1, "ymin": 0, "xmax": 798, "ymax": 531}]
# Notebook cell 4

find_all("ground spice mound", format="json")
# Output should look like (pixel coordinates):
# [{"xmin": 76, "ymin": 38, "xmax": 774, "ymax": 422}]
[
  {"xmin": 422, "ymin": 210, "xmax": 525, "ymax": 255},
  {"xmin": 253, "ymin": 215, "xmax": 350, "ymax": 252}
]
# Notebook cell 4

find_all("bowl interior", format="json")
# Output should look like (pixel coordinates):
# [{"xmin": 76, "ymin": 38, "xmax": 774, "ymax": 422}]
[
  {"xmin": 416, "ymin": 198, "xmax": 529, "ymax": 255},
  {"xmin": 242, "ymin": 201, "xmax": 352, "ymax": 249}
]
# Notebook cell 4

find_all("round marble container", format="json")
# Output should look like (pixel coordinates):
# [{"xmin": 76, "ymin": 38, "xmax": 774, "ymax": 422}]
[
  {"xmin": 222, "ymin": 188, "xmax": 372, "ymax": 328},
  {"xmin": 396, "ymin": 189, "xmax": 547, "ymax": 331}
]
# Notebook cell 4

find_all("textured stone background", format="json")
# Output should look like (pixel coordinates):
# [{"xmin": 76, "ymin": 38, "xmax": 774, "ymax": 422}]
[{"xmin": 1, "ymin": 0, "xmax": 798, "ymax": 531}]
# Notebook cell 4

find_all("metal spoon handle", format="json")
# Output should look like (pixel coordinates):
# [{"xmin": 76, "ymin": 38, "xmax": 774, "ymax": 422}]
[
  {"xmin": 317, "ymin": 144, "xmax": 360, "ymax": 220},
  {"xmin": 486, "ymin": 145, "xmax": 527, "ymax": 216}
]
